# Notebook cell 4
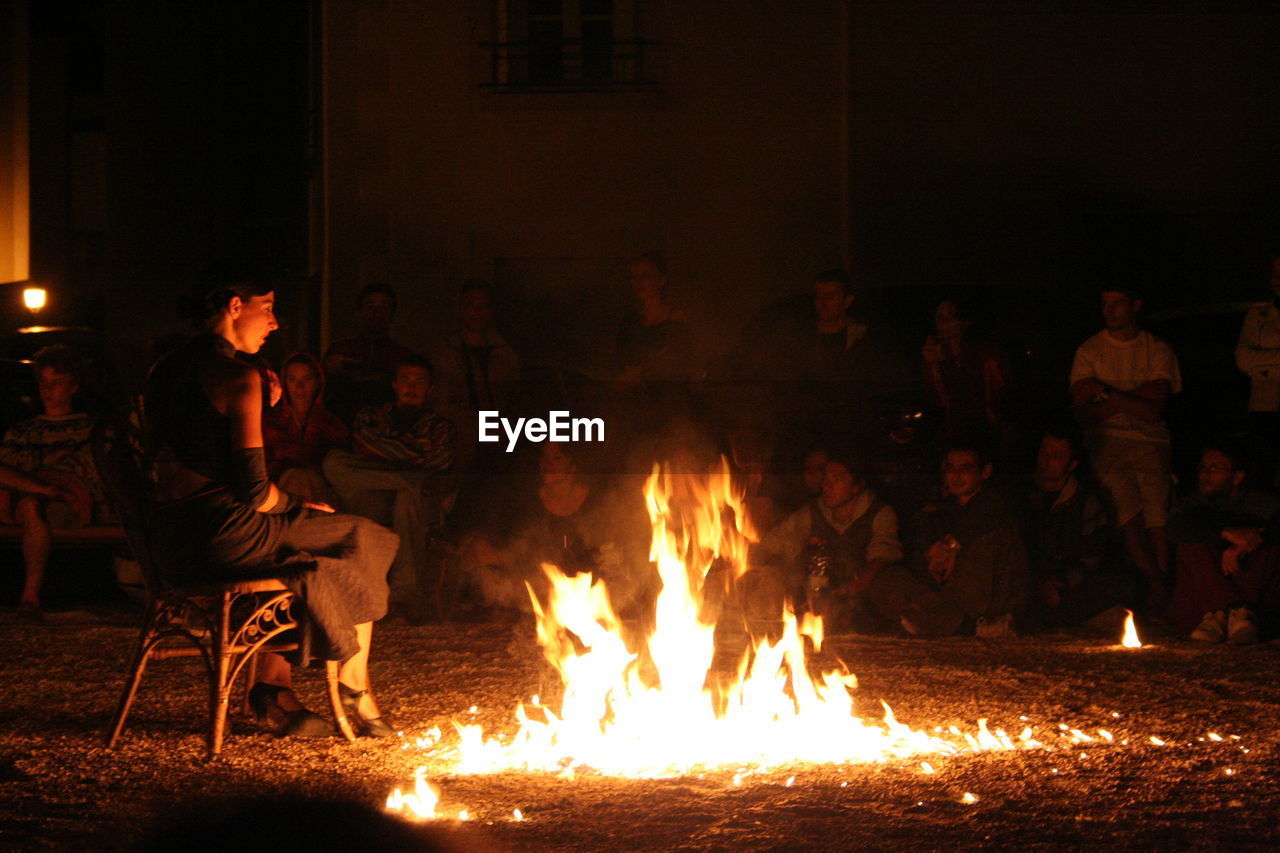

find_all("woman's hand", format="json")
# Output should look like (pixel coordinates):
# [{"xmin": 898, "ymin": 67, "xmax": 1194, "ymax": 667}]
[{"xmin": 264, "ymin": 369, "xmax": 283, "ymax": 408}]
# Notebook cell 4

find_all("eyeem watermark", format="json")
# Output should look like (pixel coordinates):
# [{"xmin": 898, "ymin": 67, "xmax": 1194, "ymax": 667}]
[{"xmin": 478, "ymin": 410, "xmax": 605, "ymax": 452}]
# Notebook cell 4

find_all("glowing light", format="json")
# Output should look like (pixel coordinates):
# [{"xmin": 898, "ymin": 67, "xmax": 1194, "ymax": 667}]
[
  {"xmin": 22, "ymin": 287, "xmax": 45, "ymax": 311},
  {"xmin": 513, "ymin": 809, "xmax": 525, "ymax": 820},
  {"xmin": 1121, "ymin": 610, "xmax": 1143, "ymax": 648},
  {"xmin": 961, "ymin": 793, "xmax": 978, "ymax": 804}
]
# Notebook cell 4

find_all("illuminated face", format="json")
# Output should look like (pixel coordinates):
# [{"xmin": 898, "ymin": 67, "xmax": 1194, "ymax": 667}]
[
  {"xmin": 821, "ymin": 461, "xmax": 861, "ymax": 508},
  {"xmin": 813, "ymin": 280, "xmax": 853, "ymax": 326},
  {"xmin": 802, "ymin": 449, "xmax": 829, "ymax": 496},
  {"xmin": 1197, "ymin": 449, "xmax": 1241, "ymax": 498},
  {"xmin": 284, "ymin": 361, "xmax": 320, "ymax": 410},
  {"xmin": 630, "ymin": 259, "xmax": 667, "ymax": 302},
  {"xmin": 37, "ymin": 366, "xmax": 78, "ymax": 414},
  {"xmin": 459, "ymin": 289, "xmax": 494, "ymax": 332},
  {"xmin": 1034, "ymin": 435, "xmax": 1076, "ymax": 489},
  {"xmin": 392, "ymin": 364, "xmax": 431, "ymax": 408},
  {"xmin": 943, "ymin": 450, "xmax": 990, "ymax": 501},
  {"xmin": 358, "ymin": 292, "xmax": 395, "ymax": 336},
  {"xmin": 232, "ymin": 291, "xmax": 278, "ymax": 354},
  {"xmin": 1101, "ymin": 291, "xmax": 1140, "ymax": 332}
]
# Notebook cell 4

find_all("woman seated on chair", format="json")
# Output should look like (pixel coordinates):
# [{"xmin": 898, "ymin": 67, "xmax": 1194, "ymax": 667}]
[{"xmin": 144, "ymin": 264, "xmax": 400, "ymax": 738}]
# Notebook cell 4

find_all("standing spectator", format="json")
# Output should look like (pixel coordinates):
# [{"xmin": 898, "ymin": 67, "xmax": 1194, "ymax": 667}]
[
  {"xmin": 867, "ymin": 442, "xmax": 1029, "ymax": 638},
  {"xmin": 1023, "ymin": 426, "xmax": 1130, "ymax": 629},
  {"xmin": 0, "ymin": 346, "xmax": 104, "ymax": 617},
  {"xmin": 323, "ymin": 283, "xmax": 417, "ymax": 424},
  {"xmin": 1070, "ymin": 287, "xmax": 1181, "ymax": 612},
  {"xmin": 1234, "ymin": 255, "xmax": 1280, "ymax": 481},
  {"xmin": 614, "ymin": 251, "xmax": 695, "ymax": 389},
  {"xmin": 922, "ymin": 297, "xmax": 1017, "ymax": 445},
  {"xmin": 324, "ymin": 354, "xmax": 456, "ymax": 616},
  {"xmin": 759, "ymin": 269, "xmax": 910, "ymax": 445},
  {"xmin": 433, "ymin": 280, "xmax": 521, "ymax": 475},
  {"xmin": 263, "ymin": 352, "xmax": 349, "ymax": 505},
  {"xmin": 1166, "ymin": 442, "xmax": 1280, "ymax": 644}
]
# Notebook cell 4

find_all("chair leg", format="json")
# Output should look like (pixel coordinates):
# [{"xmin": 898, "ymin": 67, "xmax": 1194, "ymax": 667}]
[
  {"xmin": 208, "ymin": 592, "xmax": 234, "ymax": 759},
  {"xmin": 105, "ymin": 609, "xmax": 159, "ymax": 748},
  {"xmin": 327, "ymin": 660, "xmax": 357, "ymax": 742}
]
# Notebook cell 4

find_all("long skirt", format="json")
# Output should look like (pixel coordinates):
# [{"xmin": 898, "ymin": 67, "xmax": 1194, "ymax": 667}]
[{"xmin": 156, "ymin": 488, "xmax": 398, "ymax": 662}]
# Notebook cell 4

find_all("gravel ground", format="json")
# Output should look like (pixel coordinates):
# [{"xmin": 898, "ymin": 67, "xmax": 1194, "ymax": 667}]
[{"xmin": 1, "ymin": 608, "xmax": 1278, "ymax": 851}]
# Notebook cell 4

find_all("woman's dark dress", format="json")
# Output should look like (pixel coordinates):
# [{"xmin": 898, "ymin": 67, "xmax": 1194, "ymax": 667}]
[{"xmin": 145, "ymin": 335, "xmax": 396, "ymax": 661}]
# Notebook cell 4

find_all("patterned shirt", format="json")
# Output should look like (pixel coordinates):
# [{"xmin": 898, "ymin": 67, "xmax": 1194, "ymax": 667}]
[
  {"xmin": 0, "ymin": 413, "xmax": 104, "ymax": 504},
  {"xmin": 352, "ymin": 403, "xmax": 455, "ymax": 471}
]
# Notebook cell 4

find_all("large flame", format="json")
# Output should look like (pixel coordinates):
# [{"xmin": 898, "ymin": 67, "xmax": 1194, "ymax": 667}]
[
  {"xmin": 394, "ymin": 457, "xmax": 1054, "ymax": 796},
  {"xmin": 1121, "ymin": 609, "xmax": 1143, "ymax": 648}
]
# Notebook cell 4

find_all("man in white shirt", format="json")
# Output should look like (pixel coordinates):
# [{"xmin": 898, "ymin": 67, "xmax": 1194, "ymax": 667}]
[{"xmin": 1070, "ymin": 288, "xmax": 1181, "ymax": 611}]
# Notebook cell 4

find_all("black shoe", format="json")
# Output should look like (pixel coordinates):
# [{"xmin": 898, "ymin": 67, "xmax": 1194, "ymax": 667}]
[
  {"xmin": 337, "ymin": 682, "xmax": 396, "ymax": 738},
  {"xmin": 248, "ymin": 683, "xmax": 333, "ymax": 738}
]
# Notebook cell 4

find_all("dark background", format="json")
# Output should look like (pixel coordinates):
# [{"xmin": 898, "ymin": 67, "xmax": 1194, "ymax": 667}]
[{"xmin": 6, "ymin": 0, "xmax": 1279, "ymax": 384}]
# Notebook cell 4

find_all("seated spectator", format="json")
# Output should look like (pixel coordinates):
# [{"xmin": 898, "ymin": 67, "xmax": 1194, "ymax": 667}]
[
  {"xmin": 263, "ymin": 352, "xmax": 349, "ymax": 505},
  {"xmin": 1023, "ymin": 426, "xmax": 1131, "ymax": 629},
  {"xmin": 0, "ymin": 346, "xmax": 106, "ymax": 616},
  {"xmin": 1070, "ymin": 286, "xmax": 1180, "ymax": 613},
  {"xmin": 1166, "ymin": 442, "xmax": 1280, "ymax": 644},
  {"xmin": 460, "ymin": 442, "xmax": 649, "ymax": 619},
  {"xmin": 751, "ymin": 449, "xmax": 902, "ymax": 632},
  {"xmin": 867, "ymin": 441, "xmax": 1029, "ymax": 638},
  {"xmin": 323, "ymin": 354, "xmax": 455, "ymax": 616},
  {"xmin": 323, "ymin": 283, "xmax": 418, "ymax": 424},
  {"xmin": 922, "ymin": 297, "xmax": 1018, "ymax": 446}
]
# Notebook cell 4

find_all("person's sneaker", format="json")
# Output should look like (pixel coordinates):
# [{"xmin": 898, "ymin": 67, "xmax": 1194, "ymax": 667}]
[
  {"xmin": 1227, "ymin": 607, "xmax": 1259, "ymax": 645},
  {"xmin": 976, "ymin": 613, "xmax": 1018, "ymax": 640},
  {"xmin": 1189, "ymin": 610, "xmax": 1227, "ymax": 643}
]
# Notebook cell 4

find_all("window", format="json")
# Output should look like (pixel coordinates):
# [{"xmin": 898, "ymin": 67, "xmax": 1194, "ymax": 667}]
[{"xmin": 483, "ymin": 0, "xmax": 659, "ymax": 92}]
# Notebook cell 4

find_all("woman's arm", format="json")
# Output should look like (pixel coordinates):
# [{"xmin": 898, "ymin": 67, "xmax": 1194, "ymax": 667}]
[{"xmin": 225, "ymin": 367, "xmax": 286, "ymax": 513}]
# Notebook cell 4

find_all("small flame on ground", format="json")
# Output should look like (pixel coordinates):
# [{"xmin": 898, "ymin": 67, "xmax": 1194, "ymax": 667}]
[
  {"xmin": 961, "ymin": 792, "xmax": 978, "ymax": 804},
  {"xmin": 1121, "ymin": 610, "xmax": 1143, "ymax": 648},
  {"xmin": 513, "ymin": 809, "xmax": 525, "ymax": 820},
  {"xmin": 386, "ymin": 768, "xmax": 440, "ymax": 820}
]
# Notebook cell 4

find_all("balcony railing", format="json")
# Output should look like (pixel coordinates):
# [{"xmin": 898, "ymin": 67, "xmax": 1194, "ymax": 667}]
[{"xmin": 479, "ymin": 38, "xmax": 661, "ymax": 93}]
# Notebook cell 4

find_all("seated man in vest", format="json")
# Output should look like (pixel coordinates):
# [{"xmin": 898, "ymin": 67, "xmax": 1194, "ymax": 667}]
[
  {"xmin": 1166, "ymin": 441, "xmax": 1280, "ymax": 644},
  {"xmin": 323, "ymin": 353, "xmax": 455, "ymax": 617},
  {"xmin": 750, "ymin": 448, "xmax": 902, "ymax": 632},
  {"xmin": 868, "ymin": 439, "xmax": 1029, "ymax": 638},
  {"xmin": 1023, "ymin": 425, "xmax": 1132, "ymax": 629}
]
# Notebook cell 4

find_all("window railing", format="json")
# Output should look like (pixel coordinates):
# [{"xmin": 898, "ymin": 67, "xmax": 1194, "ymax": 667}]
[{"xmin": 479, "ymin": 37, "xmax": 661, "ymax": 92}]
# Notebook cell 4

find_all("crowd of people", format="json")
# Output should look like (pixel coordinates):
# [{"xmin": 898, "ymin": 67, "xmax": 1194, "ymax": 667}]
[{"xmin": 4, "ymin": 253, "xmax": 1280, "ymax": 733}]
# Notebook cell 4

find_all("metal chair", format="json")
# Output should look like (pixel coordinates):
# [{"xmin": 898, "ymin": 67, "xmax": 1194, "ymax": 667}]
[{"xmin": 93, "ymin": 417, "xmax": 357, "ymax": 758}]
